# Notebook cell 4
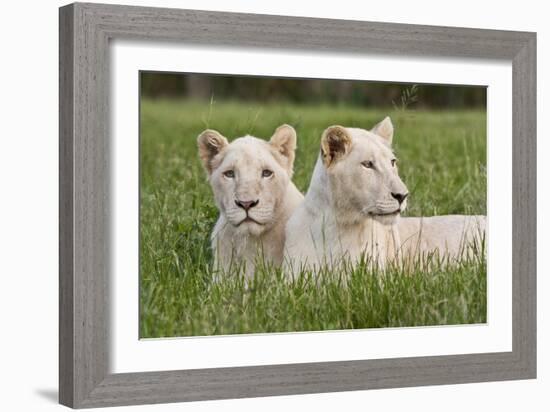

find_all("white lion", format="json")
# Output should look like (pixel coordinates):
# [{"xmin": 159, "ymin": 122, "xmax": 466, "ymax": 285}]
[
  {"xmin": 198, "ymin": 125, "xmax": 304, "ymax": 277},
  {"xmin": 284, "ymin": 117, "xmax": 486, "ymax": 276}
]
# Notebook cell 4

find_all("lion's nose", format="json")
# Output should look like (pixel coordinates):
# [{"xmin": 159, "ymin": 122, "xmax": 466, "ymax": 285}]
[
  {"xmin": 235, "ymin": 199, "xmax": 259, "ymax": 211},
  {"xmin": 391, "ymin": 192, "xmax": 408, "ymax": 205}
]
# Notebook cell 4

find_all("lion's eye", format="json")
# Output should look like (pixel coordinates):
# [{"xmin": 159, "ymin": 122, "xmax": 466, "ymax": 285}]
[
  {"xmin": 262, "ymin": 169, "xmax": 273, "ymax": 178},
  {"xmin": 362, "ymin": 160, "xmax": 375, "ymax": 169},
  {"xmin": 391, "ymin": 159, "xmax": 397, "ymax": 167},
  {"xmin": 223, "ymin": 170, "xmax": 235, "ymax": 178}
]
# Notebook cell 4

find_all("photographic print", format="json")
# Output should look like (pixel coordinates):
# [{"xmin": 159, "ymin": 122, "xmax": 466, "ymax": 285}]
[{"xmin": 139, "ymin": 72, "xmax": 487, "ymax": 338}]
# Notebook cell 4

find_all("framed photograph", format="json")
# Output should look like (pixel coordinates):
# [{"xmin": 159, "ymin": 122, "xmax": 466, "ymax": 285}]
[{"xmin": 59, "ymin": 2, "xmax": 536, "ymax": 408}]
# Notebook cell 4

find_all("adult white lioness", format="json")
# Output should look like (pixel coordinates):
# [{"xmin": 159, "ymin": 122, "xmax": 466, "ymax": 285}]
[
  {"xmin": 284, "ymin": 117, "xmax": 486, "ymax": 275},
  {"xmin": 198, "ymin": 125, "xmax": 304, "ymax": 277}
]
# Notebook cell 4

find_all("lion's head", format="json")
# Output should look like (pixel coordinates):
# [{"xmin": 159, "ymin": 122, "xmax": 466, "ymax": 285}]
[
  {"xmin": 320, "ymin": 117, "xmax": 408, "ymax": 225},
  {"xmin": 198, "ymin": 125, "xmax": 297, "ymax": 237}
]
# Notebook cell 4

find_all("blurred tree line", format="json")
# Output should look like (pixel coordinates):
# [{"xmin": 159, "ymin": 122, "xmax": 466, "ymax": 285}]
[{"xmin": 141, "ymin": 72, "xmax": 485, "ymax": 109}]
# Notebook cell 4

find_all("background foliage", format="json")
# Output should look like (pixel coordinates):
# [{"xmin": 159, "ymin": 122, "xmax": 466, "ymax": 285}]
[{"xmin": 141, "ymin": 72, "xmax": 486, "ymax": 109}]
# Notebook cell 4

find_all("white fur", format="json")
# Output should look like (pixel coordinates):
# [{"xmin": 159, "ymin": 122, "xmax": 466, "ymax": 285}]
[
  {"xmin": 284, "ymin": 117, "xmax": 486, "ymax": 277},
  {"xmin": 198, "ymin": 125, "xmax": 304, "ymax": 278},
  {"xmin": 397, "ymin": 215, "xmax": 486, "ymax": 262}
]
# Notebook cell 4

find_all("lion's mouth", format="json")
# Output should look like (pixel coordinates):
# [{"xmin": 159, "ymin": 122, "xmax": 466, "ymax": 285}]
[
  {"xmin": 237, "ymin": 216, "xmax": 263, "ymax": 226},
  {"xmin": 370, "ymin": 209, "xmax": 401, "ymax": 217}
]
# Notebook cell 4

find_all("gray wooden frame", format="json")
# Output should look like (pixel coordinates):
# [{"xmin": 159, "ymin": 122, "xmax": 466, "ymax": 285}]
[{"xmin": 59, "ymin": 2, "xmax": 536, "ymax": 408}]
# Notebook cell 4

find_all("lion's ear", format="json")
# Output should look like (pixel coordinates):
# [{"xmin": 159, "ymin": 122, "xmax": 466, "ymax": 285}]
[
  {"xmin": 197, "ymin": 129, "xmax": 228, "ymax": 174},
  {"xmin": 269, "ymin": 124, "xmax": 297, "ymax": 174},
  {"xmin": 321, "ymin": 126, "xmax": 352, "ymax": 167},
  {"xmin": 371, "ymin": 116, "xmax": 394, "ymax": 144}
]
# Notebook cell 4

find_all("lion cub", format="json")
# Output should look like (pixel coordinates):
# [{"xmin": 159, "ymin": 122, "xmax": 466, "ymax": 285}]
[
  {"xmin": 198, "ymin": 125, "xmax": 304, "ymax": 277},
  {"xmin": 284, "ymin": 117, "xmax": 486, "ymax": 276}
]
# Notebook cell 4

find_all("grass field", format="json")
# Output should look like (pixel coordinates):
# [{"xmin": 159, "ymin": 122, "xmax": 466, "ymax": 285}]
[{"xmin": 139, "ymin": 98, "xmax": 487, "ymax": 338}]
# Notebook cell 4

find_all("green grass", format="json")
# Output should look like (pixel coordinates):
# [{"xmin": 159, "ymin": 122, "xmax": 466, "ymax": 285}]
[{"xmin": 139, "ymin": 98, "xmax": 487, "ymax": 338}]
